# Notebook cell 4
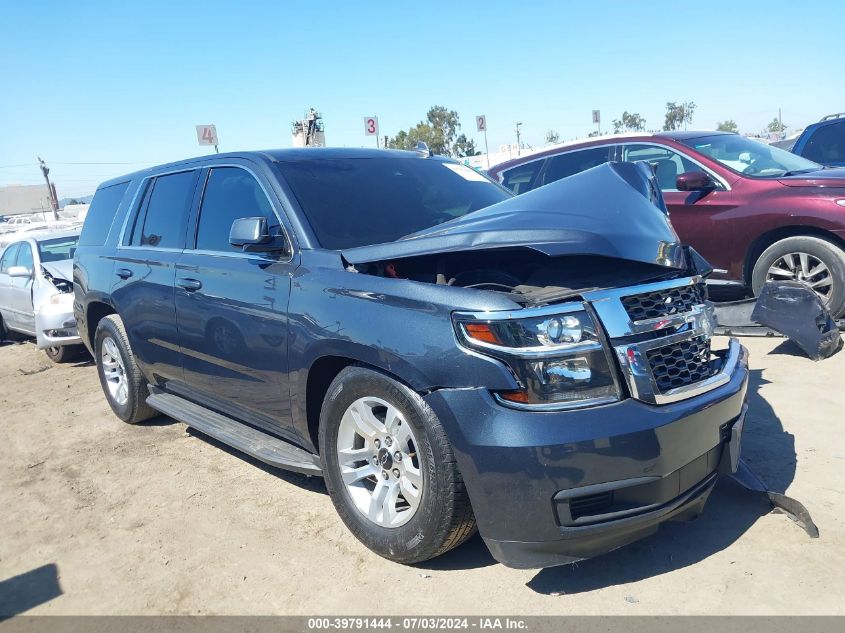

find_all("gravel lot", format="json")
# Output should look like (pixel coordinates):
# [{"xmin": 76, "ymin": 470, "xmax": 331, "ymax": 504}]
[{"xmin": 1, "ymin": 335, "xmax": 843, "ymax": 615}]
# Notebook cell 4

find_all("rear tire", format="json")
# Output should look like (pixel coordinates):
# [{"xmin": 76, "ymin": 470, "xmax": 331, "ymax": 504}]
[
  {"xmin": 319, "ymin": 366, "xmax": 476, "ymax": 564},
  {"xmin": 751, "ymin": 236, "xmax": 845, "ymax": 317},
  {"xmin": 94, "ymin": 314, "xmax": 157, "ymax": 424}
]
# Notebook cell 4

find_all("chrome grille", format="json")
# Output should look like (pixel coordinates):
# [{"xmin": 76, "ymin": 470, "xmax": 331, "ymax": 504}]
[
  {"xmin": 645, "ymin": 335, "xmax": 719, "ymax": 393},
  {"xmin": 620, "ymin": 282, "xmax": 707, "ymax": 322}
]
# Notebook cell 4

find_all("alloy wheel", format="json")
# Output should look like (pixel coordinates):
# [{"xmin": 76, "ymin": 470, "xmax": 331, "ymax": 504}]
[
  {"xmin": 101, "ymin": 336, "xmax": 129, "ymax": 406},
  {"xmin": 766, "ymin": 252, "xmax": 833, "ymax": 303},
  {"xmin": 336, "ymin": 396, "xmax": 423, "ymax": 528}
]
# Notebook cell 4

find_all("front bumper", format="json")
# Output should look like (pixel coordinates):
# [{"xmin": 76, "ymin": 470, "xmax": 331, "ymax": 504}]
[
  {"xmin": 423, "ymin": 341, "xmax": 749, "ymax": 569},
  {"xmin": 35, "ymin": 302, "xmax": 81, "ymax": 349}
]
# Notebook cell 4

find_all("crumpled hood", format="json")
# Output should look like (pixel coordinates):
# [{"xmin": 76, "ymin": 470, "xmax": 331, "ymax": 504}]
[
  {"xmin": 41, "ymin": 259, "xmax": 73, "ymax": 282},
  {"xmin": 342, "ymin": 161, "xmax": 687, "ymax": 269},
  {"xmin": 778, "ymin": 167, "xmax": 845, "ymax": 188}
]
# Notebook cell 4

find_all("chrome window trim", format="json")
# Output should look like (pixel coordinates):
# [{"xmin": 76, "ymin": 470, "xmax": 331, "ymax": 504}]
[
  {"xmin": 619, "ymin": 141, "xmax": 732, "ymax": 192},
  {"xmin": 116, "ymin": 163, "xmax": 294, "ymax": 263}
]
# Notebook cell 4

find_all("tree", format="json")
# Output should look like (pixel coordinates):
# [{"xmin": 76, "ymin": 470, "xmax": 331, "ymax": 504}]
[
  {"xmin": 545, "ymin": 129, "xmax": 560, "ymax": 144},
  {"xmin": 766, "ymin": 117, "xmax": 787, "ymax": 134},
  {"xmin": 663, "ymin": 101, "xmax": 697, "ymax": 131},
  {"xmin": 388, "ymin": 105, "xmax": 468, "ymax": 157},
  {"xmin": 716, "ymin": 120, "xmax": 738, "ymax": 133},
  {"xmin": 587, "ymin": 130, "xmax": 602, "ymax": 137},
  {"xmin": 452, "ymin": 134, "xmax": 479, "ymax": 157},
  {"xmin": 612, "ymin": 112, "xmax": 646, "ymax": 133}
]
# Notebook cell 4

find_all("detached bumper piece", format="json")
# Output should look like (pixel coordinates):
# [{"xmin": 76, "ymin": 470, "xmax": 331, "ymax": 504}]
[{"xmin": 751, "ymin": 281, "xmax": 842, "ymax": 360}]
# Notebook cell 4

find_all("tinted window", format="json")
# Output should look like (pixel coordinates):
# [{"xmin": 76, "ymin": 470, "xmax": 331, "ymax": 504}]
[
  {"xmin": 277, "ymin": 158, "xmax": 510, "ymax": 250},
  {"xmin": 803, "ymin": 122, "xmax": 845, "ymax": 164},
  {"xmin": 623, "ymin": 144, "xmax": 700, "ymax": 191},
  {"xmin": 79, "ymin": 182, "xmax": 129, "ymax": 247},
  {"xmin": 501, "ymin": 160, "xmax": 544, "ymax": 194},
  {"xmin": 38, "ymin": 235, "xmax": 80, "ymax": 262},
  {"xmin": 16, "ymin": 243, "xmax": 34, "ymax": 271},
  {"xmin": 0, "ymin": 244, "xmax": 20, "ymax": 273},
  {"xmin": 543, "ymin": 147, "xmax": 612, "ymax": 185},
  {"xmin": 135, "ymin": 171, "xmax": 197, "ymax": 248},
  {"xmin": 195, "ymin": 167, "xmax": 278, "ymax": 252}
]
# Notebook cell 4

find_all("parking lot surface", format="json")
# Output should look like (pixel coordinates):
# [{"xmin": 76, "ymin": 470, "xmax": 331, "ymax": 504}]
[{"xmin": 1, "ymin": 336, "xmax": 843, "ymax": 615}]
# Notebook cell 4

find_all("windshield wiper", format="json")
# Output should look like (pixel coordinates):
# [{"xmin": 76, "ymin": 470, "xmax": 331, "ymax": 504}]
[{"xmin": 781, "ymin": 168, "xmax": 819, "ymax": 177}]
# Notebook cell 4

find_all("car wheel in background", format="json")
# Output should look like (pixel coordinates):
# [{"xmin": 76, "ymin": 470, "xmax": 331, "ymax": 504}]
[
  {"xmin": 44, "ymin": 344, "xmax": 81, "ymax": 364},
  {"xmin": 94, "ymin": 314, "xmax": 157, "ymax": 424},
  {"xmin": 752, "ymin": 236, "xmax": 845, "ymax": 317},
  {"xmin": 319, "ymin": 366, "xmax": 476, "ymax": 564}
]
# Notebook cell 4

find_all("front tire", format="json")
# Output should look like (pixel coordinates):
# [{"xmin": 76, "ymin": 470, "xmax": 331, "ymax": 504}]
[
  {"xmin": 94, "ymin": 315, "xmax": 156, "ymax": 424},
  {"xmin": 752, "ymin": 236, "xmax": 845, "ymax": 317},
  {"xmin": 319, "ymin": 366, "xmax": 476, "ymax": 564}
]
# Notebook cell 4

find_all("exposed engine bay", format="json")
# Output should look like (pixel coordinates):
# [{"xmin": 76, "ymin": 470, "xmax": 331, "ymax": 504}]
[{"xmin": 351, "ymin": 249, "xmax": 686, "ymax": 307}]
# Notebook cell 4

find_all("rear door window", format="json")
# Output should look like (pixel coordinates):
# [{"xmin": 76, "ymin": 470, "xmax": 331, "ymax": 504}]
[
  {"xmin": 803, "ymin": 121, "xmax": 845, "ymax": 164},
  {"xmin": 501, "ymin": 160, "xmax": 545, "ymax": 194},
  {"xmin": 194, "ymin": 167, "xmax": 279, "ymax": 253},
  {"xmin": 541, "ymin": 146, "xmax": 613, "ymax": 185},
  {"xmin": 131, "ymin": 171, "xmax": 198, "ymax": 248},
  {"xmin": 79, "ymin": 181, "xmax": 129, "ymax": 247}
]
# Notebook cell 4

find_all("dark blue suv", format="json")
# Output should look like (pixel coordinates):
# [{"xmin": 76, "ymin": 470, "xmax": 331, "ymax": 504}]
[
  {"xmin": 791, "ymin": 114, "xmax": 845, "ymax": 167},
  {"xmin": 73, "ymin": 149, "xmax": 749, "ymax": 568}
]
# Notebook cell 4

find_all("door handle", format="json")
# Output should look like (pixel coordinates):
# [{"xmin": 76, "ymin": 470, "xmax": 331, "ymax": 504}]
[
  {"xmin": 176, "ymin": 278, "xmax": 202, "ymax": 291},
  {"xmin": 116, "ymin": 268, "xmax": 133, "ymax": 280}
]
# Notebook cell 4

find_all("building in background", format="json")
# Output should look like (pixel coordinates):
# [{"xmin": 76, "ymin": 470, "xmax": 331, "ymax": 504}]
[{"xmin": 0, "ymin": 184, "xmax": 55, "ymax": 219}]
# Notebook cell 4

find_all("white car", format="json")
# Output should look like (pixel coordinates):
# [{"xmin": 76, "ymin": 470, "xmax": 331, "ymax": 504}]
[{"xmin": 0, "ymin": 230, "xmax": 83, "ymax": 362}]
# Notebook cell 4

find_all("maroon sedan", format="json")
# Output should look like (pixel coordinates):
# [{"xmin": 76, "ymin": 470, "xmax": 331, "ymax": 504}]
[{"xmin": 489, "ymin": 131, "xmax": 845, "ymax": 315}]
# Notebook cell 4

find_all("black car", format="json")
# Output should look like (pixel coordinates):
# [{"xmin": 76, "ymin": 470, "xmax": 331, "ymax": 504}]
[{"xmin": 73, "ymin": 148, "xmax": 748, "ymax": 568}]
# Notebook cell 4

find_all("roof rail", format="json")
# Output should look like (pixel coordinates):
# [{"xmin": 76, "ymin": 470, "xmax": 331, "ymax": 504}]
[{"xmin": 820, "ymin": 113, "xmax": 845, "ymax": 121}]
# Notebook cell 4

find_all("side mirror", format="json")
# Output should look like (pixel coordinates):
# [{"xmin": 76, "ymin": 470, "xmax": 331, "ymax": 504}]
[
  {"xmin": 229, "ymin": 216, "xmax": 288, "ymax": 254},
  {"xmin": 7, "ymin": 265, "xmax": 32, "ymax": 278},
  {"xmin": 229, "ymin": 217, "xmax": 271, "ymax": 247},
  {"xmin": 676, "ymin": 171, "xmax": 715, "ymax": 192}
]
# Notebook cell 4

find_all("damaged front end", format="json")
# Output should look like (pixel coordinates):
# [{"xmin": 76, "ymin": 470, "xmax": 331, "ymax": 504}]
[
  {"xmin": 34, "ymin": 260, "xmax": 81, "ymax": 349},
  {"xmin": 342, "ymin": 161, "xmax": 708, "ymax": 307},
  {"xmin": 335, "ymin": 161, "xmax": 814, "ymax": 566}
]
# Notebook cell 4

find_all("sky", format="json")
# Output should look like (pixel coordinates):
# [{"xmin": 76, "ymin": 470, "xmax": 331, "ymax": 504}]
[{"xmin": 2, "ymin": 0, "xmax": 844, "ymax": 198}]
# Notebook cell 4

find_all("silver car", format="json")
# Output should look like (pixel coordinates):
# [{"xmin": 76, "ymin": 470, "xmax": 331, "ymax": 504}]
[{"xmin": 0, "ymin": 230, "xmax": 83, "ymax": 362}]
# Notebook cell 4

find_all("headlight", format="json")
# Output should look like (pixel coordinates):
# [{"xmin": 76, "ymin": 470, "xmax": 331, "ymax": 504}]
[
  {"xmin": 454, "ymin": 306, "xmax": 622, "ymax": 410},
  {"xmin": 48, "ymin": 292, "xmax": 73, "ymax": 305}
]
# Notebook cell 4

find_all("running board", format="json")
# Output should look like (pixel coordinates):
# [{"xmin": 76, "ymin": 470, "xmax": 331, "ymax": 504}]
[{"xmin": 146, "ymin": 391, "xmax": 322, "ymax": 476}]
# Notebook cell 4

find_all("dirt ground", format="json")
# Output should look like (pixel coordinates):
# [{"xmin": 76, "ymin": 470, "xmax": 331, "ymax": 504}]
[{"xmin": 1, "ymin": 335, "xmax": 843, "ymax": 616}]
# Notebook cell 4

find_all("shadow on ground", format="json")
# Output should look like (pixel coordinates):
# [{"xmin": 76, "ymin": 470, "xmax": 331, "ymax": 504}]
[{"xmin": 0, "ymin": 563, "xmax": 62, "ymax": 618}]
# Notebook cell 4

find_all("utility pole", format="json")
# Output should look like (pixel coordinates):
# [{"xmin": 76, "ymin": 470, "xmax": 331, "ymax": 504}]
[
  {"xmin": 38, "ymin": 157, "xmax": 59, "ymax": 221},
  {"xmin": 515, "ymin": 122, "xmax": 522, "ymax": 157},
  {"xmin": 779, "ymin": 107, "xmax": 784, "ymax": 139}
]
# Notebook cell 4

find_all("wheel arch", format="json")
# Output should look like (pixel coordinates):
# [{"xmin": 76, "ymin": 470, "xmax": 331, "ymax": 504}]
[
  {"xmin": 303, "ymin": 353, "xmax": 426, "ymax": 456},
  {"xmin": 85, "ymin": 300, "xmax": 117, "ymax": 353},
  {"xmin": 743, "ymin": 225, "xmax": 845, "ymax": 284}
]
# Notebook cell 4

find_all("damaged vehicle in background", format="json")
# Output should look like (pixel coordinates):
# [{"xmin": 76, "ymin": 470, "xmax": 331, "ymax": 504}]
[
  {"xmin": 74, "ymin": 149, "xmax": 748, "ymax": 569},
  {"xmin": 0, "ymin": 230, "xmax": 84, "ymax": 362}
]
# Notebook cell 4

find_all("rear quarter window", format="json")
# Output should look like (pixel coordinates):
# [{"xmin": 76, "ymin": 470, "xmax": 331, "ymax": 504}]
[
  {"xmin": 803, "ymin": 121, "xmax": 845, "ymax": 164},
  {"xmin": 79, "ymin": 182, "xmax": 130, "ymax": 247}
]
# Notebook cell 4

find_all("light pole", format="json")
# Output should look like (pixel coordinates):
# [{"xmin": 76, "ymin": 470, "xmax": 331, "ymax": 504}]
[{"xmin": 515, "ymin": 122, "xmax": 522, "ymax": 157}]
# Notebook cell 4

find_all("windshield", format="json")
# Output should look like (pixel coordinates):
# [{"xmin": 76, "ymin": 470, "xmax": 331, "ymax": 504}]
[
  {"xmin": 276, "ymin": 158, "xmax": 511, "ymax": 249},
  {"xmin": 681, "ymin": 134, "xmax": 821, "ymax": 178},
  {"xmin": 37, "ymin": 235, "xmax": 79, "ymax": 262}
]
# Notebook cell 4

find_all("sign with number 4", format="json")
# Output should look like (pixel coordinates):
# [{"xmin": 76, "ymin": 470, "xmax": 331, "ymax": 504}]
[
  {"xmin": 476, "ymin": 115, "xmax": 487, "ymax": 132},
  {"xmin": 364, "ymin": 117, "xmax": 379, "ymax": 136},
  {"xmin": 196, "ymin": 125, "xmax": 218, "ymax": 146}
]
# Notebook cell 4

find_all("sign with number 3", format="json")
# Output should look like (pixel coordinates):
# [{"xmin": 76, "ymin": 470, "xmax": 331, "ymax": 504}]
[{"xmin": 364, "ymin": 117, "xmax": 379, "ymax": 136}]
